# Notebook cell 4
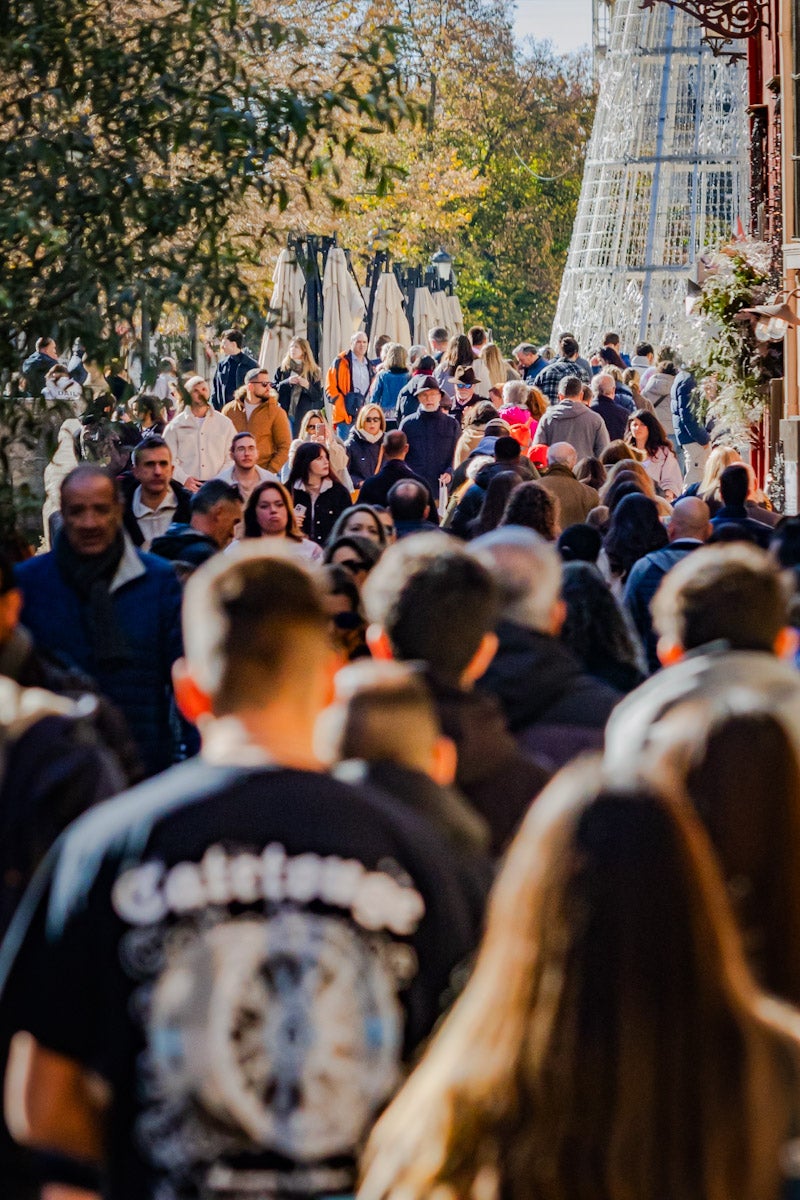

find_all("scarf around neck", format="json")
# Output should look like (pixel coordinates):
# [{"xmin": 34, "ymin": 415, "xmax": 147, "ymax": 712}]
[{"xmin": 55, "ymin": 529, "xmax": 133, "ymax": 668}]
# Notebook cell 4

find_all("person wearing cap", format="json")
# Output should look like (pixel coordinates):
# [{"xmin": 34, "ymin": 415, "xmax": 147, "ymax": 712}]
[
  {"xmin": 164, "ymin": 376, "xmax": 237, "ymax": 492},
  {"xmin": 221, "ymin": 367, "xmax": 292, "ymax": 473},
  {"xmin": 399, "ymin": 375, "xmax": 460, "ymax": 495}
]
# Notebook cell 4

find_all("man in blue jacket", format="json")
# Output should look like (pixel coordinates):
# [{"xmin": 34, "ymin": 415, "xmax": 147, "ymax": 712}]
[
  {"xmin": 14, "ymin": 465, "xmax": 183, "ymax": 776},
  {"xmin": 671, "ymin": 369, "xmax": 711, "ymax": 485}
]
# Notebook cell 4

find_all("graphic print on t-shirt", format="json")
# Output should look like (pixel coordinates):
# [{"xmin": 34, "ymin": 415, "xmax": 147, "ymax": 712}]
[{"xmin": 112, "ymin": 840, "xmax": 424, "ymax": 1200}]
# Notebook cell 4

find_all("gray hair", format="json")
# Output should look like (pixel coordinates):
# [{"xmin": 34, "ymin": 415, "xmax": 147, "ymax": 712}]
[
  {"xmin": 470, "ymin": 527, "xmax": 562, "ymax": 632},
  {"xmin": 502, "ymin": 379, "xmax": 530, "ymax": 407}
]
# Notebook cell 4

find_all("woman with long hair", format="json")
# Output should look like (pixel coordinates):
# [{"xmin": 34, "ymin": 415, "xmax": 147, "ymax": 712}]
[
  {"xmin": 435, "ymin": 333, "xmax": 491, "ymax": 400},
  {"xmin": 273, "ymin": 336, "xmax": 323, "ymax": 435},
  {"xmin": 626, "ymin": 408, "xmax": 683, "ymax": 500},
  {"xmin": 361, "ymin": 766, "xmax": 800, "ymax": 1200},
  {"xmin": 561, "ymin": 561, "xmax": 646, "ymax": 691},
  {"xmin": 128, "ymin": 392, "xmax": 166, "ymax": 437},
  {"xmin": 645, "ymin": 701, "xmax": 800, "ymax": 1008},
  {"xmin": 694, "ymin": 445, "xmax": 741, "ymax": 511},
  {"xmin": 286, "ymin": 441, "xmax": 352, "ymax": 545},
  {"xmin": 283, "ymin": 408, "xmax": 351, "ymax": 488},
  {"xmin": 345, "ymin": 404, "xmax": 387, "ymax": 490},
  {"xmin": 603, "ymin": 492, "xmax": 668, "ymax": 589},
  {"xmin": 500, "ymin": 480, "xmax": 560, "ymax": 542},
  {"xmin": 482, "ymin": 343, "xmax": 519, "ymax": 391},
  {"xmin": 574, "ymin": 456, "xmax": 606, "ymax": 491},
  {"xmin": 242, "ymin": 479, "xmax": 322, "ymax": 560},
  {"xmin": 369, "ymin": 343, "xmax": 410, "ymax": 429}
]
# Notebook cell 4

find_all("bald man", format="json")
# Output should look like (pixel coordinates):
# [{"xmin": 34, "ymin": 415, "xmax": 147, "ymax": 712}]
[
  {"xmin": 538, "ymin": 441, "xmax": 599, "ymax": 527},
  {"xmin": 623, "ymin": 496, "xmax": 712, "ymax": 673}
]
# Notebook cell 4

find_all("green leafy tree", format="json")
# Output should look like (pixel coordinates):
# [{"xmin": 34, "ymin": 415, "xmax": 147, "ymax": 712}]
[{"xmin": 0, "ymin": 0, "xmax": 412, "ymax": 370}]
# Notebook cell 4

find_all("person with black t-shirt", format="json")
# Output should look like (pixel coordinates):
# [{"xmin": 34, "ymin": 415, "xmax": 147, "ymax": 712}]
[{"xmin": 0, "ymin": 545, "xmax": 487, "ymax": 1200}]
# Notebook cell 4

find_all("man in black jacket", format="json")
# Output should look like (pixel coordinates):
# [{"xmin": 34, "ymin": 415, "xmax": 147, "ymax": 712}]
[
  {"xmin": 363, "ymin": 533, "xmax": 550, "ymax": 854},
  {"xmin": 473, "ymin": 527, "xmax": 621, "ymax": 768},
  {"xmin": 211, "ymin": 328, "xmax": 259, "ymax": 411},
  {"xmin": 709, "ymin": 464, "xmax": 772, "ymax": 548},
  {"xmin": 358, "ymin": 430, "xmax": 437, "ymax": 518},
  {"xmin": 150, "ymin": 479, "xmax": 242, "ymax": 566}
]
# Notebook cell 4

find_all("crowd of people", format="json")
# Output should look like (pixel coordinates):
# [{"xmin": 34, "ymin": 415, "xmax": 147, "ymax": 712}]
[{"xmin": 2, "ymin": 320, "xmax": 800, "ymax": 1200}]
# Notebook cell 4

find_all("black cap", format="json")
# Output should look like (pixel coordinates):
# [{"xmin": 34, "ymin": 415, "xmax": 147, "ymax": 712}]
[{"xmin": 408, "ymin": 374, "xmax": 443, "ymax": 396}]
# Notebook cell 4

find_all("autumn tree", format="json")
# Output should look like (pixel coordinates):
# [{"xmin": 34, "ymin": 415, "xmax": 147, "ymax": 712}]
[{"xmin": 0, "ymin": 0, "xmax": 412, "ymax": 370}]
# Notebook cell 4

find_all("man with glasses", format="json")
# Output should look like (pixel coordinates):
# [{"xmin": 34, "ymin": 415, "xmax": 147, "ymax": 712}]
[
  {"xmin": 221, "ymin": 367, "xmax": 292, "ymax": 473},
  {"xmin": 165, "ymin": 376, "xmax": 237, "ymax": 492},
  {"xmin": 215, "ymin": 432, "xmax": 276, "ymax": 503}
]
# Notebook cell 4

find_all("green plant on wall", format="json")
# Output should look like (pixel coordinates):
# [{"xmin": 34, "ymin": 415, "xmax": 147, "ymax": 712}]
[{"xmin": 681, "ymin": 240, "xmax": 782, "ymax": 441}]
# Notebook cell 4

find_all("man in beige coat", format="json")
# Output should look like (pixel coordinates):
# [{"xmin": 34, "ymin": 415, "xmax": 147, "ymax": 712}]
[
  {"xmin": 221, "ymin": 367, "xmax": 292, "ymax": 472},
  {"xmin": 538, "ymin": 442, "xmax": 599, "ymax": 528}
]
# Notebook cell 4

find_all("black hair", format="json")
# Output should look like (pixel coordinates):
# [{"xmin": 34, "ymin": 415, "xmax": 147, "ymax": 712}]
[{"xmin": 191, "ymin": 479, "xmax": 242, "ymax": 514}]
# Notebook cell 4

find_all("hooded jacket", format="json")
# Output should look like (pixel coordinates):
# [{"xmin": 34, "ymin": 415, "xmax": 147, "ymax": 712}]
[
  {"xmin": 533, "ymin": 399, "xmax": 610, "ymax": 460},
  {"xmin": 221, "ymin": 393, "xmax": 292, "ymax": 473},
  {"xmin": 477, "ymin": 620, "xmax": 621, "ymax": 768},
  {"xmin": 640, "ymin": 370, "xmax": 677, "ymax": 433},
  {"xmin": 671, "ymin": 371, "xmax": 710, "ymax": 446}
]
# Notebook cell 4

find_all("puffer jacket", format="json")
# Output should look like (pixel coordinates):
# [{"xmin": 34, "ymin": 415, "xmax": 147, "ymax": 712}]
[
  {"xmin": 345, "ymin": 430, "xmax": 383, "ymax": 488},
  {"xmin": 671, "ymin": 371, "xmax": 710, "ymax": 446},
  {"xmin": 640, "ymin": 370, "xmax": 677, "ymax": 434},
  {"xmin": 15, "ymin": 539, "xmax": 183, "ymax": 777}
]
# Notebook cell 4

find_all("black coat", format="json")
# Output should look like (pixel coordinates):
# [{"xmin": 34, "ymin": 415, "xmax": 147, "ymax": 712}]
[
  {"xmin": 274, "ymin": 370, "xmax": 324, "ymax": 435},
  {"xmin": 478, "ymin": 621, "xmax": 621, "ymax": 770},
  {"xmin": 590, "ymin": 395, "xmax": 628, "ymax": 441},
  {"xmin": 345, "ymin": 431, "xmax": 383, "ymax": 488},
  {"xmin": 428, "ymin": 678, "xmax": 551, "ymax": 857},
  {"xmin": 290, "ymin": 480, "xmax": 352, "ymax": 545},
  {"xmin": 212, "ymin": 349, "xmax": 259, "ymax": 410}
]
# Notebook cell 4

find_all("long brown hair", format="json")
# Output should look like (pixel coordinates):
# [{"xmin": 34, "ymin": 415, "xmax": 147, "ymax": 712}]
[
  {"xmin": 243, "ymin": 480, "xmax": 303, "ymax": 541},
  {"xmin": 645, "ymin": 701, "xmax": 800, "ymax": 1007},
  {"xmin": 361, "ymin": 763, "xmax": 800, "ymax": 1200},
  {"xmin": 280, "ymin": 336, "xmax": 320, "ymax": 381}
]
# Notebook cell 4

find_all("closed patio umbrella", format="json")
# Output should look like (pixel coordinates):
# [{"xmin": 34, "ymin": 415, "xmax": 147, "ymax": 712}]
[
  {"xmin": 259, "ymin": 249, "xmax": 307, "ymax": 376},
  {"xmin": 412, "ymin": 285, "xmax": 437, "ymax": 346},
  {"xmin": 368, "ymin": 271, "xmax": 412, "ymax": 355},
  {"xmin": 321, "ymin": 247, "xmax": 366, "ymax": 378}
]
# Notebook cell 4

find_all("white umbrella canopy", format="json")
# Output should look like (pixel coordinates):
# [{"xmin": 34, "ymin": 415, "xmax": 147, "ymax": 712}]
[
  {"xmin": 368, "ymin": 271, "xmax": 412, "ymax": 355},
  {"xmin": 432, "ymin": 289, "xmax": 451, "ymax": 337},
  {"xmin": 321, "ymin": 248, "xmax": 366, "ymax": 377},
  {"xmin": 412, "ymin": 286, "xmax": 437, "ymax": 346},
  {"xmin": 447, "ymin": 293, "xmax": 465, "ymax": 336},
  {"xmin": 259, "ymin": 250, "xmax": 307, "ymax": 376}
]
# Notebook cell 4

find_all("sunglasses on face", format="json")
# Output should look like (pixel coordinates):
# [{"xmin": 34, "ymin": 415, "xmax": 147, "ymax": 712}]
[
  {"xmin": 364, "ymin": 416, "xmax": 381, "ymax": 423},
  {"xmin": 455, "ymin": 382, "xmax": 473, "ymax": 390}
]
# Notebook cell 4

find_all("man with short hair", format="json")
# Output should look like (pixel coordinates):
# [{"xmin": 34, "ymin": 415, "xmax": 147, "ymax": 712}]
[
  {"xmin": 473, "ymin": 527, "xmax": 620, "ymax": 766},
  {"xmin": 387, "ymin": 479, "xmax": 438, "ymax": 538},
  {"xmin": 631, "ymin": 340, "xmax": 655, "ymax": 373},
  {"xmin": 533, "ymin": 375, "xmax": 610, "ymax": 459},
  {"xmin": 211, "ymin": 327, "xmax": 258, "ymax": 410},
  {"xmin": 121, "ymin": 437, "xmax": 192, "ymax": 551},
  {"xmin": 468, "ymin": 326, "xmax": 487, "ymax": 356},
  {"xmin": 428, "ymin": 326, "xmax": 449, "ymax": 362},
  {"xmin": 623, "ymin": 496, "xmax": 712, "ymax": 673},
  {"xmin": 21, "ymin": 337, "xmax": 59, "ymax": 397},
  {"xmin": 14, "ymin": 465, "xmax": 183, "ymax": 776},
  {"xmin": 364, "ymin": 532, "xmax": 550, "ymax": 853},
  {"xmin": 534, "ymin": 334, "xmax": 592, "ymax": 405},
  {"xmin": 326, "ymin": 331, "xmax": 376, "ymax": 432},
  {"xmin": 150, "ymin": 479, "xmax": 243, "ymax": 565},
  {"xmin": 512, "ymin": 342, "xmax": 546, "ymax": 382},
  {"xmin": 1, "ymin": 546, "xmax": 485, "ymax": 1200},
  {"xmin": 164, "ymin": 375, "xmax": 237, "ymax": 491},
  {"xmin": 358, "ymin": 430, "xmax": 437, "ymax": 516},
  {"xmin": 606, "ymin": 543, "xmax": 800, "ymax": 766},
  {"xmin": 221, "ymin": 367, "xmax": 291, "ymax": 472},
  {"xmin": 710, "ymin": 465, "xmax": 772, "ymax": 548},
  {"xmin": 399, "ymin": 375, "xmax": 460, "ymax": 494},
  {"xmin": 214, "ymin": 430, "xmax": 276, "ymax": 502},
  {"xmin": 590, "ymin": 372, "xmax": 628, "ymax": 440},
  {"xmin": 539, "ymin": 442, "xmax": 599, "ymax": 526}
]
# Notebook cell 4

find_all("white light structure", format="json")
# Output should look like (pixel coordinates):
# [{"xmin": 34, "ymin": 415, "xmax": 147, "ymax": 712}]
[{"xmin": 552, "ymin": 0, "xmax": 748, "ymax": 352}]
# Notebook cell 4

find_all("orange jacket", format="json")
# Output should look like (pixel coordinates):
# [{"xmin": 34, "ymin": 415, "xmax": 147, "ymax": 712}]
[
  {"xmin": 221, "ymin": 395, "xmax": 291, "ymax": 471},
  {"xmin": 325, "ymin": 350, "xmax": 375, "ymax": 426}
]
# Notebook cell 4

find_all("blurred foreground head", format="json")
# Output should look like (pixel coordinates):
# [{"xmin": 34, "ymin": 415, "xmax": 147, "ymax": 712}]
[{"xmin": 361, "ymin": 763, "xmax": 800, "ymax": 1200}]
